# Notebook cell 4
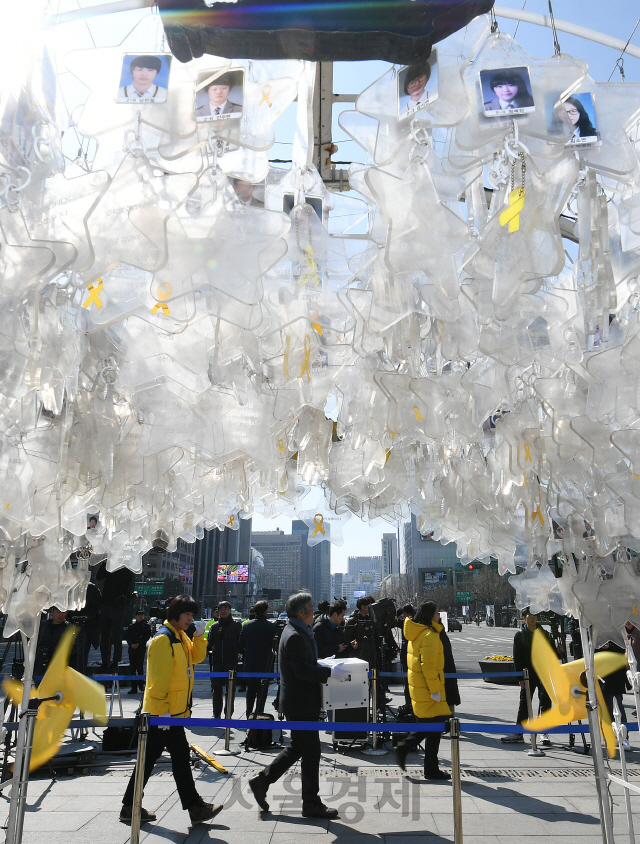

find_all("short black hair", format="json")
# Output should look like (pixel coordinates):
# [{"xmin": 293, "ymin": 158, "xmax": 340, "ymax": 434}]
[
  {"xmin": 286, "ymin": 591, "xmax": 313, "ymax": 618},
  {"xmin": 356, "ymin": 596, "xmax": 370, "ymax": 610},
  {"xmin": 489, "ymin": 69, "xmax": 527, "ymax": 91},
  {"xmin": 130, "ymin": 55, "xmax": 162, "ymax": 74},
  {"xmin": 317, "ymin": 600, "xmax": 330, "ymax": 613},
  {"xmin": 167, "ymin": 594, "xmax": 198, "ymax": 621},
  {"xmin": 403, "ymin": 63, "xmax": 431, "ymax": 96},
  {"xmin": 204, "ymin": 72, "xmax": 237, "ymax": 91},
  {"xmin": 254, "ymin": 600, "xmax": 269, "ymax": 616},
  {"xmin": 329, "ymin": 600, "xmax": 346, "ymax": 618},
  {"xmin": 218, "ymin": 600, "xmax": 232, "ymax": 610}
]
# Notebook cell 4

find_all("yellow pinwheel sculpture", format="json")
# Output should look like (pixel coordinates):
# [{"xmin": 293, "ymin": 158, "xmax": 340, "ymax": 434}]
[
  {"xmin": 523, "ymin": 629, "xmax": 628, "ymax": 757},
  {"xmin": 3, "ymin": 626, "xmax": 107, "ymax": 771}
]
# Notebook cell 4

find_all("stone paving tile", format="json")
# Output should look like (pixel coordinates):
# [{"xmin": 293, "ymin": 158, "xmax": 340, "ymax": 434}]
[
  {"xmin": 327, "ymin": 813, "xmax": 438, "ymax": 836},
  {"xmin": 433, "ymin": 812, "xmax": 548, "ymax": 837},
  {"xmin": 272, "ymin": 814, "xmax": 331, "ymax": 834},
  {"xmin": 22, "ymin": 810, "xmax": 100, "ymax": 831}
]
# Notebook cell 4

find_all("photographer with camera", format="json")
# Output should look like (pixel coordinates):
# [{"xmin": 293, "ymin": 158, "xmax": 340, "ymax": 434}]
[
  {"xmin": 239, "ymin": 600, "xmax": 275, "ymax": 717},
  {"xmin": 207, "ymin": 601, "xmax": 243, "ymax": 718},
  {"xmin": 248, "ymin": 591, "xmax": 344, "ymax": 819},
  {"xmin": 126, "ymin": 608, "xmax": 152, "ymax": 694},
  {"xmin": 313, "ymin": 599, "xmax": 357, "ymax": 658},
  {"xmin": 344, "ymin": 596, "xmax": 379, "ymax": 668},
  {"xmin": 120, "ymin": 594, "xmax": 222, "ymax": 826}
]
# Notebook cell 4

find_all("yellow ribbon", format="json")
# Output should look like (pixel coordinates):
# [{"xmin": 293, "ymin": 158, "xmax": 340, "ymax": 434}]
[
  {"xmin": 151, "ymin": 281, "xmax": 172, "ymax": 317},
  {"xmin": 3, "ymin": 503, "xmax": 8, "ymax": 510},
  {"xmin": 227, "ymin": 515, "xmax": 235, "ymax": 527},
  {"xmin": 259, "ymin": 85, "xmax": 272, "ymax": 106},
  {"xmin": 298, "ymin": 245, "xmax": 321, "ymax": 288},
  {"xmin": 499, "ymin": 187, "xmax": 526, "ymax": 233},
  {"xmin": 300, "ymin": 335, "xmax": 311, "ymax": 382},
  {"xmin": 532, "ymin": 504, "xmax": 545, "ymax": 527},
  {"xmin": 413, "ymin": 405, "xmax": 425, "ymax": 422},
  {"xmin": 278, "ymin": 439, "xmax": 286, "ymax": 454},
  {"xmin": 83, "ymin": 279, "xmax": 103, "ymax": 309},
  {"xmin": 312, "ymin": 514, "xmax": 325, "ymax": 536},
  {"xmin": 524, "ymin": 443, "xmax": 532, "ymax": 462},
  {"xmin": 633, "ymin": 603, "xmax": 638, "ymax": 616}
]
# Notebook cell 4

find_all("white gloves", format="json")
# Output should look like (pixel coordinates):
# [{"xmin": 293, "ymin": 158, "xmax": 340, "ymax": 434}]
[
  {"xmin": 193, "ymin": 619, "xmax": 207, "ymax": 637},
  {"xmin": 431, "ymin": 692, "xmax": 441, "ymax": 702},
  {"xmin": 331, "ymin": 663, "xmax": 351, "ymax": 682},
  {"xmin": 158, "ymin": 725, "xmax": 170, "ymax": 731}
]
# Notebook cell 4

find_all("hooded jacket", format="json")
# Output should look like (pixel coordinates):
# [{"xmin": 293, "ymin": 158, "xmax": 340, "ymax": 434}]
[
  {"xmin": 404, "ymin": 617, "xmax": 451, "ymax": 719},
  {"xmin": 143, "ymin": 620, "xmax": 207, "ymax": 717}
]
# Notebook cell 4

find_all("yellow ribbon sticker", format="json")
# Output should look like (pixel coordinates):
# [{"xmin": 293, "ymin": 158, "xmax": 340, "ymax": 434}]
[
  {"xmin": 278, "ymin": 439, "xmax": 286, "ymax": 454},
  {"xmin": 83, "ymin": 278, "xmax": 103, "ymax": 309},
  {"xmin": 532, "ymin": 504, "xmax": 545, "ymax": 527},
  {"xmin": 259, "ymin": 85, "xmax": 272, "ymax": 106},
  {"xmin": 300, "ymin": 335, "xmax": 311, "ymax": 382},
  {"xmin": 499, "ymin": 187, "xmax": 526, "ymax": 233},
  {"xmin": 151, "ymin": 281, "xmax": 172, "ymax": 317},
  {"xmin": 3, "ymin": 504, "xmax": 8, "ymax": 510},
  {"xmin": 227, "ymin": 515, "xmax": 235, "ymax": 527},
  {"xmin": 298, "ymin": 245, "xmax": 321, "ymax": 288},
  {"xmin": 524, "ymin": 443, "xmax": 532, "ymax": 462},
  {"xmin": 312, "ymin": 514, "xmax": 325, "ymax": 536},
  {"xmin": 633, "ymin": 603, "xmax": 638, "ymax": 617},
  {"xmin": 413, "ymin": 405, "xmax": 425, "ymax": 422}
]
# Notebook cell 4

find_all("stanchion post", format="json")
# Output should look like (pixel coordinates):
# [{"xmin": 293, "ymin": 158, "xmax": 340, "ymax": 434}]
[
  {"xmin": 523, "ymin": 669, "xmax": 544, "ymax": 757},
  {"xmin": 130, "ymin": 711, "xmax": 149, "ymax": 844},
  {"xmin": 612, "ymin": 699, "xmax": 635, "ymax": 844},
  {"xmin": 363, "ymin": 669, "xmax": 387, "ymax": 756},
  {"xmin": 450, "ymin": 717, "xmax": 463, "ymax": 844},
  {"xmin": 11, "ymin": 703, "xmax": 38, "ymax": 844},
  {"xmin": 217, "ymin": 670, "xmax": 240, "ymax": 756}
]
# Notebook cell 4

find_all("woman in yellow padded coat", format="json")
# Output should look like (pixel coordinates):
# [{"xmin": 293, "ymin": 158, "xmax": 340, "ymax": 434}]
[{"xmin": 394, "ymin": 601, "xmax": 452, "ymax": 779}]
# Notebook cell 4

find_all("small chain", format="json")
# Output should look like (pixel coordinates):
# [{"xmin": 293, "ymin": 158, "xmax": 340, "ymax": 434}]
[{"xmin": 510, "ymin": 151, "xmax": 526, "ymax": 193}]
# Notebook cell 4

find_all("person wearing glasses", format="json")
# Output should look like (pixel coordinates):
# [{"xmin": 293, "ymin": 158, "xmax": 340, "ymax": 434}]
[{"xmin": 560, "ymin": 96, "xmax": 597, "ymax": 141}]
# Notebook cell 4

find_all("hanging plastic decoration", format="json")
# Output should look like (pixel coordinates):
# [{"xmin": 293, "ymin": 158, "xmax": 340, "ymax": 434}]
[{"xmin": 2, "ymin": 5, "xmax": 640, "ymax": 652}]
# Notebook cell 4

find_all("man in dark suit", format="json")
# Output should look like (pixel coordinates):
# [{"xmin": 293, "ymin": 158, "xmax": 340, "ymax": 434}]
[
  {"xmin": 195, "ymin": 74, "xmax": 242, "ymax": 118},
  {"xmin": 248, "ymin": 592, "xmax": 346, "ymax": 818},
  {"xmin": 239, "ymin": 600, "xmax": 276, "ymax": 717}
]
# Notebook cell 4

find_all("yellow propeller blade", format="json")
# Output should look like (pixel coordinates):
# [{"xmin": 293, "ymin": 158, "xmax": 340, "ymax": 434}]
[
  {"xmin": 530, "ymin": 629, "xmax": 572, "ymax": 714},
  {"xmin": 593, "ymin": 651, "xmax": 628, "ymax": 678}
]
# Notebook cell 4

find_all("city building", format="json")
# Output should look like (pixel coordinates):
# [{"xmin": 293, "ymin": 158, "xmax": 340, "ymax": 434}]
[
  {"xmin": 381, "ymin": 533, "xmax": 399, "ymax": 578},
  {"xmin": 140, "ymin": 537, "xmax": 196, "ymax": 602},
  {"xmin": 402, "ymin": 513, "xmax": 462, "ymax": 595},
  {"xmin": 348, "ymin": 555, "xmax": 382, "ymax": 579},
  {"xmin": 192, "ymin": 518, "xmax": 253, "ymax": 615}
]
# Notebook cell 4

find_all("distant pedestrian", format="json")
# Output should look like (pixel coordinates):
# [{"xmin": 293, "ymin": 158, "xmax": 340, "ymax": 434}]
[
  {"xmin": 239, "ymin": 600, "xmax": 276, "ymax": 717},
  {"xmin": 207, "ymin": 601, "xmax": 243, "ymax": 718},
  {"xmin": 125, "ymin": 609, "xmax": 151, "ymax": 694}
]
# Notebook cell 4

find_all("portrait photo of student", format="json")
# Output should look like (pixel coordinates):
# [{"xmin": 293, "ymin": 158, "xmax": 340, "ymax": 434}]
[
  {"xmin": 558, "ymin": 93, "xmax": 599, "ymax": 145},
  {"xmin": 480, "ymin": 67, "xmax": 535, "ymax": 117},
  {"xmin": 195, "ymin": 70, "xmax": 244, "ymax": 122},
  {"xmin": 232, "ymin": 178, "xmax": 265, "ymax": 208},
  {"xmin": 116, "ymin": 54, "xmax": 170, "ymax": 104},
  {"xmin": 398, "ymin": 56, "xmax": 439, "ymax": 119},
  {"xmin": 283, "ymin": 194, "xmax": 323, "ymax": 218}
]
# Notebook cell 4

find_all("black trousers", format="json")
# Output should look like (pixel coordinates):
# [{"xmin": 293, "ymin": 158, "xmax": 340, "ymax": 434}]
[
  {"xmin": 123, "ymin": 725, "xmax": 200, "ymax": 810},
  {"xmin": 211, "ymin": 675, "xmax": 236, "ymax": 719},
  {"xmin": 261, "ymin": 726, "xmax": 322, "ymax": 809},
  {"xmin": 516, "ymin": 674, "xmax": 552, "ymax": 724},
  {"xmin": 246, "ymin": 679, "xmax": 261, "ymax": 717},
  {"xmin": 100, "ymin": 605, "xmax": 125, "ymax": 668},
  {"xmin": 398, "ymin": 716, "xmax": 445, "ymax": 775},
  {"xmin": 128, "ymin": 647, "xmax": 146, "ymax": 691}
]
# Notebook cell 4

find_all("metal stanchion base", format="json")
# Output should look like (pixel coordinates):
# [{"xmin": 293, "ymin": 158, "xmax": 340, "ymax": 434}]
[
  {"xmin": 362, "ymin": 747, "xmax": 388, "ymax": 755},
  {"xmin": 215, "ymin": 748, "xmax": 241, "ymax": 756}
]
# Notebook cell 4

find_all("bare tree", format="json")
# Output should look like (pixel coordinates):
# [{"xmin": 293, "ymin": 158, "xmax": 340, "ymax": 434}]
[{"xmin": 472, "ymin": 566, "xmax": 516, "ymax": 606}]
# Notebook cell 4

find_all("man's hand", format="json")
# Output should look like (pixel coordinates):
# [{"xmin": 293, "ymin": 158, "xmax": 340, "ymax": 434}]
[
  {"xmin": 431, "ymin": 692, "xmax": 441, "ymax": 702},
  {"xmin": 351, "ymin": 640, "xmax": 358, "ymax": 649},
  {"xmin": 193, "ymin": 620, "xmax": 207, "ymax": 637},
  {"xmin": 158, "ymin": 725, "xmax": 170, "ymax": 731},
  {"xmin": 131, "ymin": 643, "xmax": 139, "ymax": 649},
  {"xmin": 338, "ymin": 643, "xmax": 348, "ymax": 652}
]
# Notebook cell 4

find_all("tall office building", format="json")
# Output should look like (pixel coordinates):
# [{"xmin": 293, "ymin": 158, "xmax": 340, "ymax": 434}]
[
  {"xmin": 381, "ymin": 533, "xmax": 399, "ymax": 578},
  {"xmin": 192, "ymin": 518, "xmax": 253, "ymax": 615},
  {"xmin": 251, "ymin": 522, "xmax": 331, "ymax": 603},
  {"xmin": 403, "ymin": 514, "xmax": 459, "ymax": 595},
  {"xmin": 348, "ymin": 556, "xmax": 382, "ymax": 579}
]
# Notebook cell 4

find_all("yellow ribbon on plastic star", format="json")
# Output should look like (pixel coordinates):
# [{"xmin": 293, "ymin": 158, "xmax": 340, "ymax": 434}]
[
  {"xmin": 259, "ymin": 85, "xmax": 273, "ymax": 106},
  {"xmin": 532, "ymin": 504, "xmax": 545, "ymax": 527},
  {"xmin": 413, "ymin": 405, "xmax": 425, "ymax": 422},
  {"xmin": 83, "ymin": 279, "xmax": 103, "ymax": 309},
  {"xmin": 278, "ymin": 439, "xmax": 286, "ymax": 454},
  {"xmin": 524, "ymin": 443, "xmax": 532, "ymax": 462},
  {"xmin": 151, "ymin": 282, "xmax": 172, "ymax": 317},
  {"xmin": 312, "ymin": 514, "xmax": 325, "ymax": 536},
  {"xmin": 300, "ymin": 335, "xmax": 311, "ymax": 382},
  {"xmin": 633, "ymin": 603, "xmax": 638, "ymax": 617},
  {"xmin": 227, "ymin": 515, "xmax": 235, "ymax": 527},
  {"xmin": 499, "ymin": 187, "xmax": 526, "ymax": 233},
  {"xmin": 298, "ymin": 245, "xmax": 321, "ymax": 288}
]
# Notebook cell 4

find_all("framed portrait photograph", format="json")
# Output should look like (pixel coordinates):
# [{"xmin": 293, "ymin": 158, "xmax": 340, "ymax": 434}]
[
  {"xmin": 87, "ymin": 513, "xmax": 99, "ymax": 530},
  {"xmin": 195, "ymin": 69, "xmax": 244, "ymax": 122},
  {"xmin": 480, "ymin": 66, "xmax": 535, "ymax": 117},
  {"xmin": 559, "ymin": 92, "xmax": 599, "ymax": 146},
  {"xmin": 116, "ymin": 54, "xmax": 171, "ymax": 104},
  {"xmin": 283, "ymin": 194, "xmax": 323, "ymax": 218},
  {"xmin": 231, "ymin": 178, "xmax": 265, "ymax": 208},
  {"xmin": 397, "ymin": 54, "xmax": 438, "ymax": 120}
]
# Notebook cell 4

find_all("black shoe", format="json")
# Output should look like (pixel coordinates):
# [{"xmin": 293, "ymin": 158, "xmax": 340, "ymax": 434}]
[
  {"xmin": 119, "ymin": 805, "xmax": 157, "ymax": 823},
  {"xmin": 394, "ymin": 744, "xmax": 409, "ymax": 772},
  {"xmin": 425, "ymin": 769, "xmax": 451, "ymax": 780},
  {"xmin": 127, "ymin": 688, "xmax": 138, "ymax": 695},
  {"xmin": 188, "ymin": 802, "xmax": 223, "ymax": 825},
  {"xmin": 302, "ymin": 804, "xmax": 339, "ymax": 819},
  {"xmin": 249, "ymin": 775, "xmax": 270, "ymax": 812}
]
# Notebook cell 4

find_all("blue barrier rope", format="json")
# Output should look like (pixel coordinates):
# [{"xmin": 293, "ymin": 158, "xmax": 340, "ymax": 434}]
[{"xmin": 21, "ymin": 670, "xmax": 523, "ymax": 683}]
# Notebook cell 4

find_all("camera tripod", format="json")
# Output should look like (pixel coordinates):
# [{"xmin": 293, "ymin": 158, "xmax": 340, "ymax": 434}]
[{"xmin": 0, "ymin": 633, "xmax": 25, "ymax": 784}]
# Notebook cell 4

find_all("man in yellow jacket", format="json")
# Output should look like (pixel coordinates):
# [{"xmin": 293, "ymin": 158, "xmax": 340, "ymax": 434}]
[
  {"xmin": 121, "ymin": 595, "xmax": 223, "ymax": 826},
  {"xmin": 394, "ymin": 601, "xmax": 452, "ymax": 780}
]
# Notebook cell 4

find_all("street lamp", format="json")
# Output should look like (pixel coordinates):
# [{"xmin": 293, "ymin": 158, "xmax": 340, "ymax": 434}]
[{"xmin": 475, "ymin": 589, "xmax": 480, "ymax": 626}]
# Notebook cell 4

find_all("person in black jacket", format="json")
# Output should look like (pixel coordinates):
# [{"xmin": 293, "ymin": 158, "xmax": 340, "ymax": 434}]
[
  {"xmin": 397, "ymin": 604, "xmax": 414, "ymax": 709},
  {"xmin": 313, "ymin": 600, "xmax": 356, "ymax": 659},
  {"xmin": 207, "ymin": 601, "xmax": 243, "ymax": 718},
  {"xmin": 440, "ymin": 624, "xmax": 460, "ymax": 712},
  {"xmin": 126, "ymin": 609, "xmax": 152, "ymax": 694},
  {"xmin": 501, "ymin": 611, "xmax": 553, "ymax": 744},
  {"xmin": 239, "ymin": 600, "xmax": 276, "ymax": 717},
  {"xmin": 96, "ymin": 561, "xmax": 135, "ymax": 671},
  {"xmin": 313, "ymin": 600, "xmax": 330, "ymax": 623},
  {"xmin": 248, "ymin": 592, "xmax": 340, "ymax": 819},
  {"xmin": 597, "ymin": 641, "xmax": 630, "ymax": 749},
  {"xmin": 68, "ymin": 582, "xmax": 101, "ymax": 675},
  {"xmin": 35, "ymin": 608, "xmax": 72, "ymax": 676}
]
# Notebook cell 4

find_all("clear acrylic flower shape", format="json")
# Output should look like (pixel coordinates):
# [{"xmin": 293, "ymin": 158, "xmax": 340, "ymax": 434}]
[
  {"xmin": 0, "ymin": 208, "xmax": 62, "ymax": 299},
  {"xmin": 83, "ymin": 152, "xmax": 197, "ymax": 275},
  {"xmin": 298, "ymin": 508, "xmax": 351, "ymax": 546}
]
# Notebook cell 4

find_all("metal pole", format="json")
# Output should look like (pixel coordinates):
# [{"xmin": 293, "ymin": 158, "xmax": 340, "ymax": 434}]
[
  {"xmin": 363, "ymin": 668, "xmax": 387, "ymax": 756},
  {"xmin": 625, "ymin": 631, "xmax": 640, "ymax": 732},
  {"xmin": 613, "ymin": 699, "xmax": 635, "ymax": 844},
  {"xmin": 11, "ymin": 705, "xmax": 38, "ymax": 844},
  {"xmin": 450, "ymin": 717, "xmax": 463, "ymax": 844},
  {"xmin": 217, "ymin": 670, "xmax": 239, "ymax": 756},
  {"xmin": 523, "ymin": 668, "xmax": 545, "ymax": 757},
  {"xmin": 579, "ymin": 612, "xmax": 615, "ymax": 844},
  {"xmin": 7, "ymin": 619, "xmax": 40, "ymax": 844},
  {"xmin": 129, "ymin": 711, "xmax": 149, "ymax": 844}
]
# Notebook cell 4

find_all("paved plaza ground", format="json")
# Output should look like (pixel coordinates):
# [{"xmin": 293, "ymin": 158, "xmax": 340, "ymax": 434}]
[{"xmin": 1, "ymin": 624, "xmax": 637, "ymax": 844}]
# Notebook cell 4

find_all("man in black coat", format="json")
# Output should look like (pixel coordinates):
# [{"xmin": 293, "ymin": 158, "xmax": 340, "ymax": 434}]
[
  {"xmin": 313, "ymin": 600, "xmax": 355, "ymax": 659},
  {"xmin": 35, "ymin": 608, "xmax": 72, "ymax": 676},
  {"xmin": 125, "ymin": 609, "xmax": 152, "ymax": 694},
  {"xmin": 207, "ymin": 601, "xmax": 243, "ymax": 718},
  {"xmin": 239, "ymin": 600, "xmax": 276, "ymax": 716},
  {"xmin": 248, "ymin": 592, "xmax": 342, "ymax": 819},
  {"xmin": 96, "ymin": 561, "xmax": 135, "ymax": 671}
]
